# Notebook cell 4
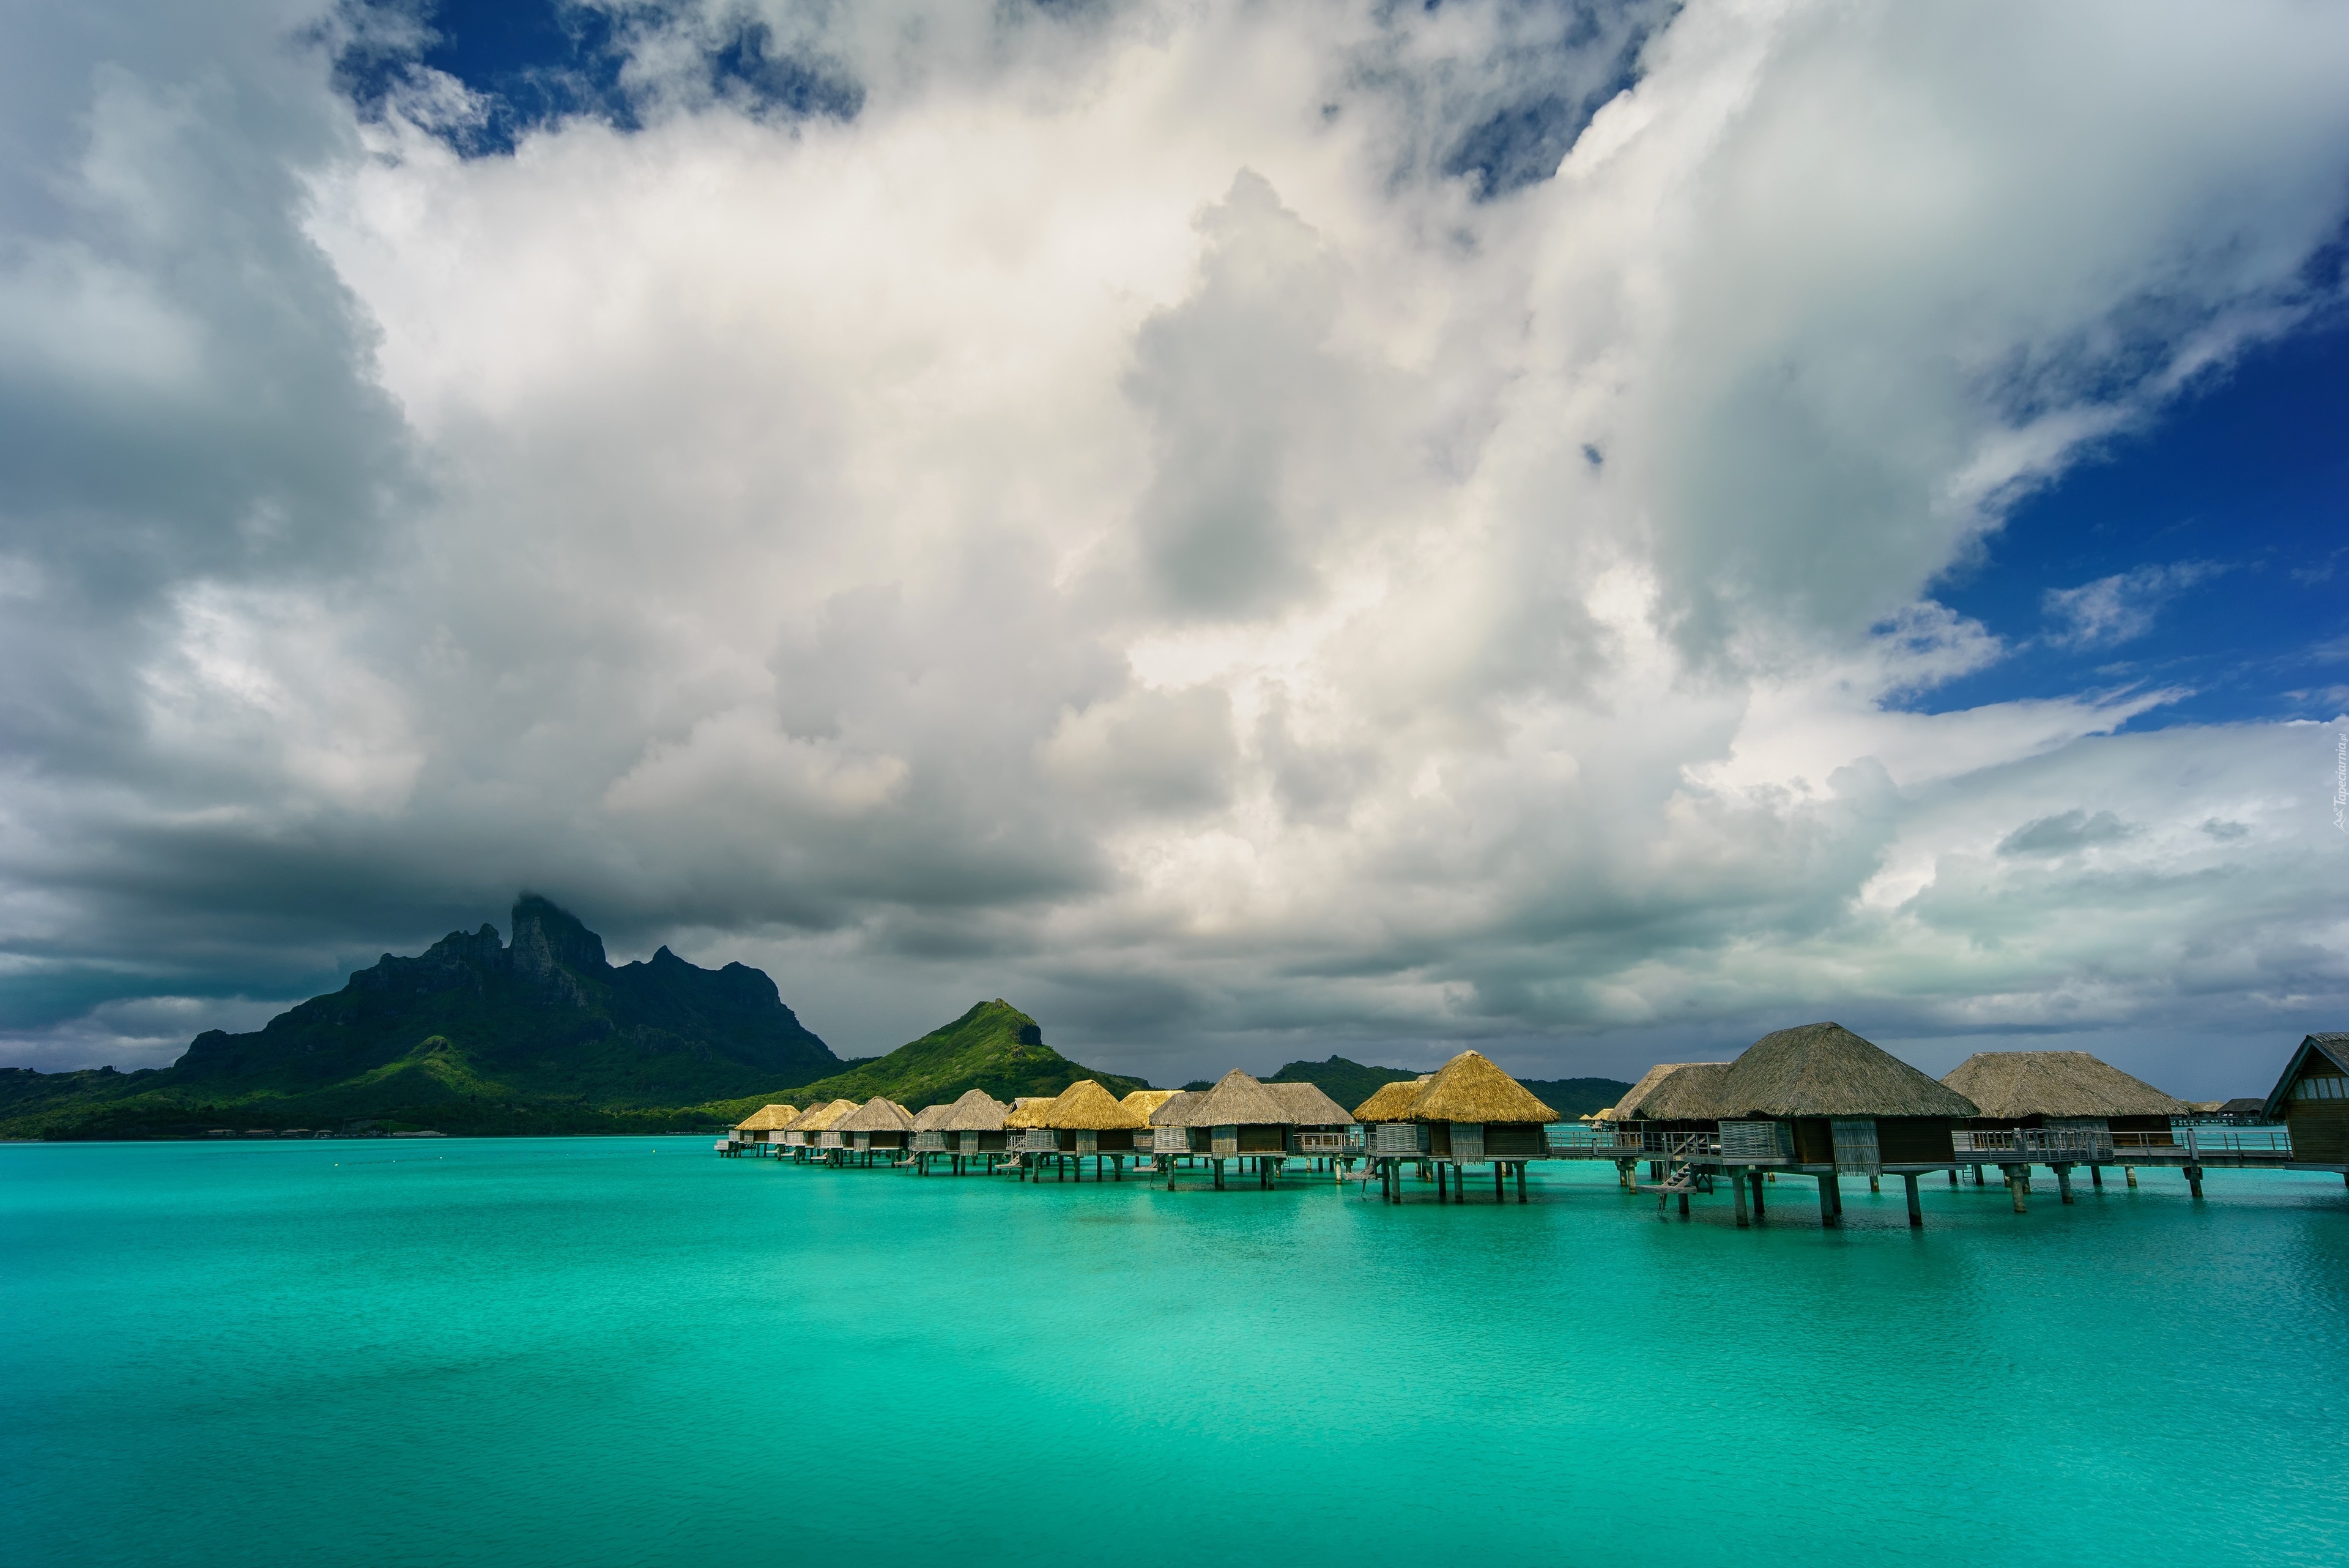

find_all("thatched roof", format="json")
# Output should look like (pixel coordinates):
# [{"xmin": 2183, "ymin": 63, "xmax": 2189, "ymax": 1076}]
[
  {"xmin": 1188, "ymin": 1069, "xmax": 1296, "ymax": 1126},
  {"xmin": 1042, "ymin": 1079, "xmax": 1149, "ymax": 1130},
  {"xmin": 935, "ymin": 1088, "xmax": 1011, "ymax": 1131},
  {"xmin": 909, "ymin": 1102, "xmax": 951, "ymax": 1132},
  {"xmin": 1353, "ymin": 1076, "xmax": 1431, "ymax": 1121},
  {"xmin": 1713, "ymin": 1024, "xmax": 1977, "ymax": 1118},
  {"xmin": 834, "ymin": 1096, "xmax": 917, "ymax": 1133},
  {"xmin": 733, "ymin": 1103, "xmax": 800, "ymax": 1132},
  {"xmin": 1942, "ymin": 1050, "xmax": 2190, "ymax": 1120},
  {"xmin": 1003, "ymin": 1096, "xmax": 1059, "ymax": 1129},
  {"xmin": 1606, "ymin": 1062, "xmax": 1733, "ymax": 1121},
  {"xmin": 1408, "ymin": 1051, "xmax": 1559, "ymax": 1124},
  {"xmin": 1263, "ymin": 1081, "xmax": 1354, "ymax": 1126},
  {"xmin": 1120, "ymin": 1089, "xmax": 1182, "ymax": 1121},
  {"xmin": 1148, "ymin": 1090, "xmax": 1204, "ymax": 1127},
  {"xmin": 786, "ymin": 1099, "xmax": 859, "ymax": 1132}
]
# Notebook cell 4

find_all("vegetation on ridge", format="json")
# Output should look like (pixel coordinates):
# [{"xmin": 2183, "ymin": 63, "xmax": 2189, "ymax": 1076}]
[{"xmin": 700, "ymin": 1000, "xmax": 1148, "ymax": 1121}]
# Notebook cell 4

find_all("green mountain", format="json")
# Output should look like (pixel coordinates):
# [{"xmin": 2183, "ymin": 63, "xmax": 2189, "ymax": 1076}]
[
  {"xmin": 707, "ymin": 1000, "xmax": 1148, "ymax": 1120},
  {"xmin": 0, "ymin": 896, "xmax": 845, "ymax": 1139},
  {"xmin": 1265, "ymin": 1055, "xmax": 1427, "ymax": 1113},
  {"xmin": 1263, "ymin": 1056, "xmax": 1631, "ymax": 1119}
]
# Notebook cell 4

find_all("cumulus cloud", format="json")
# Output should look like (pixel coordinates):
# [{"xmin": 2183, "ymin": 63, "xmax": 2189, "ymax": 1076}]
[{"xmin": 2, "ymin": 0, "xmax": 2348, "ymax": 1094}]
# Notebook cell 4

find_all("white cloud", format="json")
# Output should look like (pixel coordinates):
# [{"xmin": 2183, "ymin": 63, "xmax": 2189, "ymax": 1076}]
[
  {"xmin": 2044, "ymin": 561, "xmax": 2228, "ymax": 648},
  {"xmin": 2, "ymin": 0, "xmax": 2347, "ymax": 1090}
]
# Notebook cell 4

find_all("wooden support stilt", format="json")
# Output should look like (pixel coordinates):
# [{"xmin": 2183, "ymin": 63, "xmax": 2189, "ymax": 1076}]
[
  {"xmin": 1677, "ymin": 1189, "xmax": 1690, "ymax": 1217},
  {"xmin": 2009, "ymin": 1168, "xmax": 2028, "ymax": 1213},
  {"xmin": 1495, "ymin": 1164, "xmax": 1505, "ymax": 1203},
  {"xmin": 2090, "ymin": 1163, "xmax": 2103, "ymax": 1189},
  {"xmin": 1868, "ymin": 1173, "xmax": 1881, "ymax": 1194},
  {"xmin": 1818, "ymin": 1173, "xmax": 1839, "ymax": 1227},
  {"xmin": 1948, "ymin": 1167, "xmax": 1958, "ymax": 1185},
  {"xmin": 1973, "ymin": 1164, "xmax": 1984, "ymax": 1185},
  {"xmin": 2125, "ymin": 1165, "xmax": 2137, "ymax": 1187},
  {"xmin": 2055, "ymin": 1164, "xmax": 2076, "ymax": 1204},
  {"xmin": 2186, "ymin": 1164, "xmax": 2204, "ymax": 1198},
  {"xmin": 1437, "ymin": 1162, "xmax": 1448, "ymax": 1203},
  {"xmin": 1732, "ymin": 1166, "xmax": 1749, "ymax": 1227},
  {"xmin": 1903, "ymin": 1171, "xmax": 1923, "ymax": 1228},
  {"xmin": 1214, "ymin": 1158, "xmax": 1225, "ymax": 1191},
  {"xmin": 1516, "ymin": 1162, "xmax": 1527, "ymax": 1203},
  {"xmin": 1750, "ymin": 1168, "xmax": 1766, "ymax": 1217}
]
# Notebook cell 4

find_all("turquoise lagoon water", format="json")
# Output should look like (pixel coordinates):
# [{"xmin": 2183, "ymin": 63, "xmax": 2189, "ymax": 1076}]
[{"xmin": 6, "ymin": 1139, "xmax": 2346, "ymax": 1567}]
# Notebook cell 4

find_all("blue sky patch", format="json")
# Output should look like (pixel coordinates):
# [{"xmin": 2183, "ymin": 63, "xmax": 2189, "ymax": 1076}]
[{"xmin": 1916, "ymin": 315, "xmax": 2349, "ymax": 729}]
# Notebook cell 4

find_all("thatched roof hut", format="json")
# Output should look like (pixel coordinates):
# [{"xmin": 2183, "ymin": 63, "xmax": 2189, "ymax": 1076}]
[
  {"xmin": 1190, "ymin": 1069, "xmax": 1293, "ymax": 1127},
  {"xmin": 937, "ymin": 1088, "xmax": 1011, "ymax": 1131},
  {"xmin": 1147, "ymin": 1090, "xmax": 1203, "ymax": 1127},
  {"xmin": 1042, "ymin": 1080, "xmax": 1149, "ymax": 1131},
  {"xmin": 1353, "ymin": 1076, "xmax": 1431, "ymax": 1122},
  {"xmin": 834, "ymin": 1096, "xmax": 913, "ymax": 1130},
  {"xmin": 1120, "ymin": 1088, "xmax": 1181, "ymax": 1123},
  {"xmin": 1943, "ymin": 1050, "xmax": 2189, "ymax": 1128},
  {"xmin": 1606, "ymin": 1064, "xmax": 1729, "ymax": 1123},
  {"xmin": 1145, "ymin": 1071, "xmax": 1302, "ymax": 1178},
  {"xmin": 833, "ymin": 1096, "xmax": 917, "ymax": 1157},
  {"xmin": 1412, "ymin": 1052, "xmax": 1560, "ymax": 1125},
  {"xmin": 1003, "ymin": 1096, "xmax": 1058, "ymax": 1129},
  {"xmin": 789, "ymin": 1098, "xmax": 861, "ymax": 1150},
  {"xmin": 785, "ymin": 1098, "xmax": 855, "ymax": 1132},
  {"xmin": 1263, "ymin": 1082, "xmax": 1354, "ymax": 1126},
  {"xmin": 911, "ymin": 1088, "xmax": 1013, "ymax": 1164},
  {"xmin": 734, "ymin": 1102, "xmax": 800, "ymax": 1134},
  {"xmin": 1713, "ymin": 1024, "xmax": 1976, "ymax": 1120}
]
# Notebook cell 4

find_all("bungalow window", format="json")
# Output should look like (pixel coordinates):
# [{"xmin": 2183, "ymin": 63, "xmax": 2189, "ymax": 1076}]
[{"xmin": 2296, "ymin": 1076, "xmax": 2344, "ymax": 1101}]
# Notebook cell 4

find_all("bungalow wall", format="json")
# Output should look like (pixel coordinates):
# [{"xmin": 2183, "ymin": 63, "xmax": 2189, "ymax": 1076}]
[
  {"xmin": 1876, "ymin": 1117, "xmax": 1958, "ymax": 1165},
  {"xmin": 2286, "ymin": 1064, "xmax": 2349, "ymax": 1161}
]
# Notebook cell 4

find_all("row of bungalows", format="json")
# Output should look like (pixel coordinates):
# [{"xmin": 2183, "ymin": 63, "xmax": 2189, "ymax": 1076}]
[
  {"xmin": 719, "ymin": 1102, "xmax": 800, "ymax": 1156},
  {"xmin": 1145, "ymin": 1072, "xmax": 1356, "ymax": 1189},
  {"xmin": 909, "ymin": 1089, "xmax": 1014, "ymax": 1173},
  {"xmin": 1351, "ymin": 1052, "xmax": 1557, "ymax": 1204},
  {"xmin": 1003, "ymin": 1081, "xmax": 1182, "ymax": 1181},
  {"xmin": 1603, "ymin": 1023, "xmax": 2296, "ymax": 1225},
  {"xmin": 781, "ymin": 1099, "xmax": 858, "ymax": 1157}
]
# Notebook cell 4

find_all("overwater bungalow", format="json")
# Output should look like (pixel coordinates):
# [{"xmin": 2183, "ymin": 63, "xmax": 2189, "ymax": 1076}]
[
  {"xmin": 1263, "ymin": 1082, "xmax": 1357, "ymax": 1170},
  {"xmin": 1150, "ymin": 1070, "xmax": 1310, "ymax": 1189},
  {"xmin": 913, "ymin": 1088, "xmax": 1012, "ymax": 1173},
  {"xmin": 785, "ymin": 1098, "xmax": 859, "ymax": 1159},
  {"xmin": 1354, "ymin": 1052, "xmax": 1557, "ymax": 1205},
  {"xmin": 831, "ymin": 1097, "xmax": 916, "ymax": 1165},
  {"xmin": 1022, "ymin": 1080, "xmax": 1150, "ymax": 1181},
  {"xmin": 1942, "ymin": 1050, "xmax": 2192, "ymax": 1191},
  {"xmin": 1352, "ymin": 1076, "xmax": 1431, "ymax": 1126},
  {"xmin": 724, "ymin": 1102, "xmax": 800, "ymax": 1157},
  {"xmin": 1625, "ymin": 1022, "xmax": 1980, "ymax": 1227},
  {"xmin": 2261, "ymin": 1033, "xmax": 2349, "ymax": 1173},
  {"xmin": 1122, "ymin": 1088, "xmax": 1181, "ymax": 1126}
]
